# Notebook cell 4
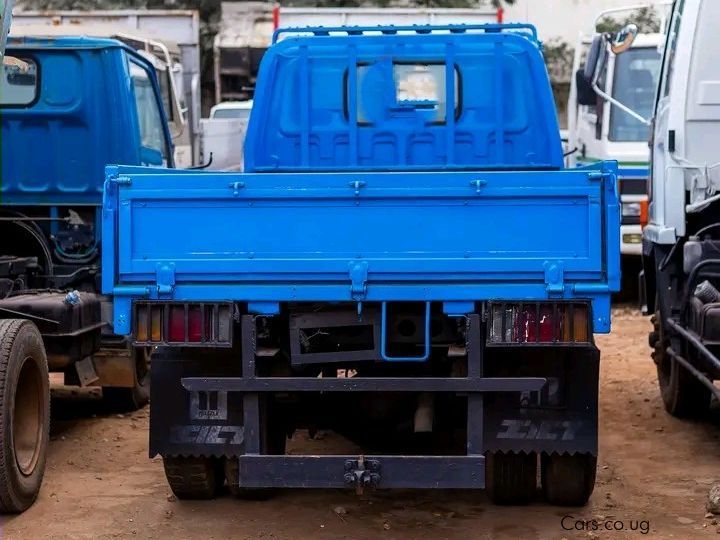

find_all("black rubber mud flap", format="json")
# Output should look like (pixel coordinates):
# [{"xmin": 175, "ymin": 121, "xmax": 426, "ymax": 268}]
[
  {"xmin": 149, "ymin": 347, "xmax": 246, "ymax": 459},
  {"xmin": 483, "ymin": 346, "xmax": 600, "ymax": 457}
]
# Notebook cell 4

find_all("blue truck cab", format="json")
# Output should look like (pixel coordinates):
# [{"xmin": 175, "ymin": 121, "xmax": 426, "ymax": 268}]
[
  {"xmin": 2, "ymin": 35, "xmax": 172, "ymax": 274},
  {"xmin": 0, "ymin": 35, "xmax": 172, "ymax": 409},
  {"xmin": 103, "ymin": 24, "xmax": 619, "ymax": 505}
]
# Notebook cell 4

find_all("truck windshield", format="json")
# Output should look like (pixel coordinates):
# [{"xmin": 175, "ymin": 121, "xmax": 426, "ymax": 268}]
[{"xmin": 609, "ymin": 46, "xmax": 661, "ymax": 142}]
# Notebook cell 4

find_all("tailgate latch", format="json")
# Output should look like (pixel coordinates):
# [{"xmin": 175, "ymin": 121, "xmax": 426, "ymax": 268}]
[
  {"xmin": 349, "ymin": 261, "xmax": 368, "ymax": 300},
  {"xmin": 469, "ymin": 179, "xmax": 487, "ymax": 193},
  {"xmin": 544, "ymin": 261, "xmax": 564, "ymax": 296},
  {"xmin": 156, "ymin": 263, "xmax": 176, "ymax": 296}
]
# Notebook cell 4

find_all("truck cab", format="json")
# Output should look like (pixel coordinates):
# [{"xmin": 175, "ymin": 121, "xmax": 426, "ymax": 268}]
[
  {"xmin": 2, "ymin": 34, "xmax": 173, "ymax": 276},
  {"xmin": 639, "ymin": 0, "xmax": 720, "ymax": 419},
  {"xmin": 1, "ymin": 35, "xmax": 173, "ymax": 411},
  {"xmin": 569, "ymin": 29, "xmax": 662, "ymax": 259}
]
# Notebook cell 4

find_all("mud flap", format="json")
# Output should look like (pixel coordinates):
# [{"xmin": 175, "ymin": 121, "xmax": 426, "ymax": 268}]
[
  {"xmin": 149, "ymin": 347, "xmax": 246, "ymax": 458},
  {"xmin": 482, "ymin": 346, "xmax": 599, "ymax": 456}
]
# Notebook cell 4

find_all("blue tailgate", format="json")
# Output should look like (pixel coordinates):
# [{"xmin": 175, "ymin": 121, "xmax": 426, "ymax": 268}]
[{"xmin": 103, "ymin": 162, "xmax": 619, "ymax": 334}]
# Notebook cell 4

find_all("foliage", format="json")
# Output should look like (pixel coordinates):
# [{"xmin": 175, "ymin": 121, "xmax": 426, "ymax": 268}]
[
  {"xmin": 543, "ymin": 37, "xmax": 573, "ymax": 83},
  {"xmin": 596, "ymin": 6, "xmax": 661, "ymax": 34}
]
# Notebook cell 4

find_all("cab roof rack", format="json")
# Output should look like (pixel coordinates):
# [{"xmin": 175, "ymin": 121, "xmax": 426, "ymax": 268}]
[{"xmin": 272, "ymin": 23, "xmax": 539, "ymax": 45}]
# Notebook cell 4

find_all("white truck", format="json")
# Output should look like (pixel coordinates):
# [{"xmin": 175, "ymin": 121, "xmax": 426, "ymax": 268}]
[
  {"xmin": 585, "ymin": 0, "xmax": 720, "ymax": 419},
  {"xmin": 567, "ymin": 5, "xmax": 666, "ymax": 260},
  {"xmin": 213, "ymin": 3, "xmax": 500, "ymax": 103},
  {"xmin": 11, "ymin": 10, "xmax": 201, "ymax": 167}
]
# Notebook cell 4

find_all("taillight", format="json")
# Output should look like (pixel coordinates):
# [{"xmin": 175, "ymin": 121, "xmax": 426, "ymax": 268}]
[
  {"xmin": 134, "ymin": 302, "xmax": 233, "ymax": 346},
  {"xmin": 168, "ymin": 305, "xmax": 185, "ymax": 342},
  {"xmin": 489, "ymin": 302, "xmax": 590, "ymax": 345},
  {"xmin": 640, "ymin": 200, "xmax": 649, "ymax": 228}
]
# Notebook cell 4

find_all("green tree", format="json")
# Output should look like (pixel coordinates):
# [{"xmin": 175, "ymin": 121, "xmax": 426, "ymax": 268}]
[{"xmin": 596, "ymin": 6, "xmax": 661, "ymax": 34}]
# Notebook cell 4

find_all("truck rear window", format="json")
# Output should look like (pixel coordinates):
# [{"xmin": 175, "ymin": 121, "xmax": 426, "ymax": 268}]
[
  {"xmin": 1, "ymin": 58, "xmax": 38, "ymax": 107},
  {"xmin": 354, "ymin": 61, "xmax": 460, "ymax": 124}
]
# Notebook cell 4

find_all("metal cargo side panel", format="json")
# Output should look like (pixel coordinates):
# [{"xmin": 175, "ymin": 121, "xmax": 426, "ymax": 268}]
[{"xmin": 111, "ymin": 169, "xmax": 612, "ymax": 300}]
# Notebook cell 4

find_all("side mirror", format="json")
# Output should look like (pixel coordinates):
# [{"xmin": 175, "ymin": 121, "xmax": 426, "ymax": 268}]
[
  {"xmin": 576, "ymin": 68, "xmax": 597, "ymax": 107},
  {"xmin": 583, "ymin": 35, "xmax": 604, "ymax": 83},
  {"xmin": 140, "ymin": 146, "xmax": 165, "ymax": 167},
  {"xmin": 611, "ymin": 24, "xmax": 638, "ymax": 54}
]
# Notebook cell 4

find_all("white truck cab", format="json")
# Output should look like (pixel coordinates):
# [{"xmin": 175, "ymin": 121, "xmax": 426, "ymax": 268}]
[
  {"xmin": 209, "ymin": 99, "xmax": 253, "ymax": 120},
  {"xmin": 585, "ymin": 0, "xmax": 720, "ymax": 420},
  {"xmin": 568, "ymin": 15, "xmax": 663, "ymax": 257},
  {"xmin": 645, "ymin": 0, "xmax": 720, "ymax": 246}
]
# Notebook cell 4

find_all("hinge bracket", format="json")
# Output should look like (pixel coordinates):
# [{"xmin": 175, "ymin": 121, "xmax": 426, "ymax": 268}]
[
  {"xmin": 349, "ymin": 261, "xmax": 368, "ymax": 300},
  {"xmin": 110, "ymin": 176, "xmax": 132, "ymax": 186},
  {"xmin": 156, "ymin": 263, "xmax": 176, "ymax": 296},
  {"xmin": 544, "ymin": 261, "xmax": 564, "ymax": 296}
]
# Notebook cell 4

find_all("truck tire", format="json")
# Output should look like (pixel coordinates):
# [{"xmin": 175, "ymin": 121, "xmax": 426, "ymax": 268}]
[
  {"xmin": 485, "ymin": 451, "xmax": 537, "ymax": 505},
  {"xmin": 163, "ymin": 456, "xmax": 224, "ymax": 500},
  {"xmin": 0, "ymin": 319, "xmax": 50, "ymax": 514},
  {"xmin": 651, "ymin": 311, "xmax": 710, "ymax": 418},
  {"xmin": 541, "ymin": 453, "xmax": 596, "ymax": 506},
  {"xmin": 102, "ymin": 347, "xmax": 150, "ymax": 413}
]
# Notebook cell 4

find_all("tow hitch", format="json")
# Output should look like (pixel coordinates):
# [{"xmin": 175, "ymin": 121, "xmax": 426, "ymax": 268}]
[{"xmin": 344, "ymin": 456, "xmax": 381, "ymax": 494}]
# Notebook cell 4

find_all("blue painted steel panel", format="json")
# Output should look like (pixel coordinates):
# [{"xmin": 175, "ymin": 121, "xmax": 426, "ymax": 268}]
[
  {"xmin": 103, "ymin": 161, "xmax": 620, "ymax": 334},
  {"xmin": 1, "ymin": 37, "xmax": 171, "ymax": 206},
  {"xmin": 245, "ymin": 25, "xmax": 563, "ymax": 173},
  {"xmin": 103, "ymin": 26, "xmax": 619, "ymax": 338}
]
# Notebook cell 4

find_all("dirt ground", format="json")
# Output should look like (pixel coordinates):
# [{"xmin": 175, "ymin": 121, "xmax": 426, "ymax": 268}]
[{"xmin": 3, "ymin": 307, "xmax": 720, "ymax": 539}]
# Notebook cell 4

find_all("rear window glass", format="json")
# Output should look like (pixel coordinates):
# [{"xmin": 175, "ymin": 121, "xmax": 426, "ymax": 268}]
[
  {"xmin": 1, "ymin": 58, "xmax": 38, "ymax": 106},
  {"xmin": 213, "ymin": 108, "xmax": 251, "ymax": 120},
  {"xmin": 354, "ymin": 62, "xmax": 460, "ymax": 124}
]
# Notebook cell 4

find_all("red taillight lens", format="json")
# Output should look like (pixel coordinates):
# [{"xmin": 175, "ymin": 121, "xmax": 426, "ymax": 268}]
[
  {"xmin": 188, "ymin": 306, "xmax": 203, "ymax": 342},
  {"xmin": 168, "ymin": 305, "xmax": 185, "ymax": 342},
  {"xmin": 490, "ymin": 302, "xmax": 589, "ymax": 344},
  {"xmin": 513, "ymin": 306, "xmax": 536, "ymax": 343},
  {"xmin": 513, "ymin": 304, "xmax": 555, "ymax": 343},
  {"xmin": 538, "ymin": 304, "xmax": 555, "ymax": 342},
  {"xmin": 134, "ymin": 302, "xmax": 233, "ymax": 346}
]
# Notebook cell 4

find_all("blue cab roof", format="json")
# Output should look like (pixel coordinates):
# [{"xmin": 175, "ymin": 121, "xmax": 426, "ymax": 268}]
[{"xmin": 7, "ymin": 34, "xmax": 131, "ymax": 50}]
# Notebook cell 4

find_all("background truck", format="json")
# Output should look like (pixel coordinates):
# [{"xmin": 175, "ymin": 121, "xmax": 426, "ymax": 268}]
[
  {"xmin": 11, "ymin": 9, "xmax": 201, "ymax": 167},
  {"xmin": 104, "ymin": 23, "xmax": 620, "ymax": 506},
  {"xmin": 213, "ymin": 2, "xmax": 500, "ymax": 103},
  {"xmin": 0, "ymin": 29, "xmax": 173, "ymax": 513},
  {"xmin": 634, "ymin": 0, "xmax": 720, "ymax": 418},
  {"xmin": 567, "ymin": 4, "xmax": 665, "ymax": 294},
  {"xmin": 199, "ymin": 100, "xmax": 253, "ymax": 172}
]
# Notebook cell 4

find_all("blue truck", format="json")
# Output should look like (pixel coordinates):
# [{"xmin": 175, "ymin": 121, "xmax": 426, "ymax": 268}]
[
  {"xmin": 103, "ymin": 23, "xmax": 620, "ymax": 506},
  {"xmin": 0, "ymin": 33, "xmax": 172, "ymax": 513}
]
